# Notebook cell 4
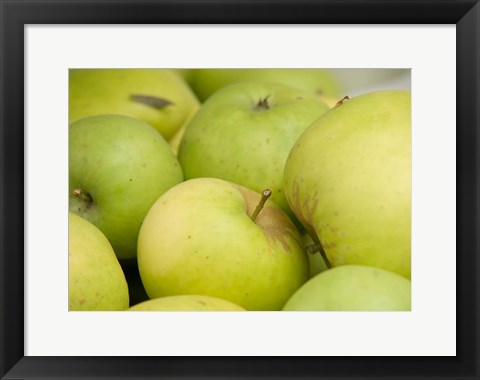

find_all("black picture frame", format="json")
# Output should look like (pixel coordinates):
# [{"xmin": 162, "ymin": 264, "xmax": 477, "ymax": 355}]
[{"xmin": 1, "ymin": 1, "xmax": 479, "ymax": 379}]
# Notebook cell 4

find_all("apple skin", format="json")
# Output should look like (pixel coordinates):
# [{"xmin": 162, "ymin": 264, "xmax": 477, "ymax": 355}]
[
  {"xmin": 178, "ymin": 82, "xmax": 329, "ymax": 221},
  {"xmin": 129, "ymin": 295, "xmax": 245, "ymax": 311},
  {"xmin": 69, "ymin": 69, "xmax": 200, "ymax": 141},
  {"xmin": 284, "ymin": 90, "xmax": 411, "ymax": 278},
  {"xmin": 69, "ymin": 115, "xmax": 184, "ymax": 261},
  {"xmin": 282, "ymin": 265, "xmax": 411, "ymax": 311},
  {"xmin": 137, "ymin": 178, "xmax": 309, "ymax": 311},
  {"xmin": 190, "ymin": 69, "xmax": 341, "ymax": 102},
  {"xmin": 69, "ymin": 212, "xmax": 129, "ymax": 311}
]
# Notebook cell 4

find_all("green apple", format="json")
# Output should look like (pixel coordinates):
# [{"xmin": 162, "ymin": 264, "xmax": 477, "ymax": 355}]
[
  {"xmin": 284, "ymin": 90, "xmax": 411, "ymax": 278},
  {"xmin": 282, "ymin": 265, "xmax": 411, "ymax": 311},
  {"xmin": 137, "ymin": 177, "xmax": 309, "ymax": 311},
  {"xmin": 129, "ymin": 295, "xmax": 245, "ymax": 311},
  {"xmin": 190, "ymin": 68, "xmax": 341, "ymax": 101},
  {"xmin": 69, "ymin": 212, "xmax": 129, "ymax": 311},
  {"xmin": 171, "ymin": 68, "xmax": 195, "ymax": 85},
  {"xmin": 69, "ymin": 114, "xmax": 184, "ymax": 261},
  {"xmin": 69, "ymin": 68, "xmax": 200, "ymax": 141},
  {"xmin": 178, "ymin": 82, "xmax": 329, "ymax": 221}
]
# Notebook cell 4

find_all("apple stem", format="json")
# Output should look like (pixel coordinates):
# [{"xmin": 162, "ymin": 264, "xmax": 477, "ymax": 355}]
[
  {"xmin": 334, "ymin": 95, "xmax": 350, "ymax": 108},
  {"xmin": 256, "ymin": 96, "xmax": 271, "ymax": 110},
  {"xmin": 310, "ymin": 234, "xmax": 333, "ymax": 269},
  {"xmin": 305, "ymin": 243, "xmax": 323, "ymax": 255},
  {"xmin": 72, "ymin": 188, "xmax": 93, "ymax": 207},
  {"xmin": 250, "ymin": 189, "xmax": 272, "ymax": 222}
]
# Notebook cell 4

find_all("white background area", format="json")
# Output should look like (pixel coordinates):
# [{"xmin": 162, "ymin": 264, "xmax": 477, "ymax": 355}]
[{"xmin": 25, "ymin": 25, "xmax": 455, "ymax": 356}]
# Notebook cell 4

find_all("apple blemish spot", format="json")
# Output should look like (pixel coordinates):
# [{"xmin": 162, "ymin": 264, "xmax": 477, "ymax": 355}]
[{"xmin": 130, "ymin": 94, "xmax": 175, "ymax": 109}]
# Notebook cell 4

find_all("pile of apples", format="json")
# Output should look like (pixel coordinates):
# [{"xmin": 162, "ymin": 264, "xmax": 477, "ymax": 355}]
[{"xmin": 68, "ymin": 68, "xmax": 411, "ymax": 312}]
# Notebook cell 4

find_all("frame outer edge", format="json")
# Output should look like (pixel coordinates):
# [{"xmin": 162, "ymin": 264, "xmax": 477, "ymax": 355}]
[
  {"xmin": 457, "ymin": 1, "xmax": 480, "ymax": 378},
  {"xmin": 0, "ymin": 1, "xmax": 479, "ymax": 379},
  {"xmin": 0, "ymin": 1, "xmax": 25, "ymax": 380}
]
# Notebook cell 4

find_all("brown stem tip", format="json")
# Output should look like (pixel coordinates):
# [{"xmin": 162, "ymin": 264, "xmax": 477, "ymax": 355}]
[
  {"xmin": 250, "ymin": 189, "xmax": 272, "ymax": 222},
  {"xmin": 72, "ymin": 188, "xmax": 93, "ymax": 206},
  {"xmin": 334, "ymin": 95, "xmax": 350, "ymax": 108},
  {"xmin": 256, "ymin": 96, "xmax": 271, "ymax": 110}
]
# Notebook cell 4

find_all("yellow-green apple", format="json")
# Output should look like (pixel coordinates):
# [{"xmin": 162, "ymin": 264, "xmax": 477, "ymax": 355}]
[
  {"xmin": 189, "ymin": 68, "xmax": 341, "ymax": 101},
  {"xmin": 137, "ymin": 178, "xmax": 309, "ymax": 311},
  {"xmin": 129, "ymin": 295, "xmax": 245, "ymax": 311},
  {"xmin": 282, "ymin": 265, "xmax": 411, "ymax": 311},
  {"xmin": 69, "ymin": 212, "xmax": 129, "ymax": 311},
  {"xmin": 284, "ymin": 90, "xmax": 411, "ymax": 278},
  {"xmin": 69, "ymin": 115, "xmax": 183, "ymax": 261},
  {"xmin": 178, "ymin": 82, "xmax": 329, "ymax": 221},
  {"xmin": 69, "ymin": 68, "xmax": 200, "ymax": 141}
]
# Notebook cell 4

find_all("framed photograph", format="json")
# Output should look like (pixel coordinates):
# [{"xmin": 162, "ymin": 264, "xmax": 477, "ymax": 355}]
[{"xmin": 1, "ymin": 0, "xmax": 478, "ymax": 379}]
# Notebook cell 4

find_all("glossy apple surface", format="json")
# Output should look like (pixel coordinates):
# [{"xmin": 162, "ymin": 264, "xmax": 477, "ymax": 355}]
[
  {"xmin": 129, "ymin": 295, "xmax": 245, "ymax": 311},
  {"xmin": 283, "ymin": 265, "xmax": 411, "ymax": 311},
  {"xmin": 69, "ymin": 68, "xmax": 199, "ymax": 141},
  {"xmin": 137, "ymin": 178, "xmax": 309, "ymax": 311},
  {"xmin": 178, "ymin": 82, "xmax": 329, "ymax": 220},
  {"xmin": 69, "ymin": 115, "xmax": 183, "ymax": 260},
  {"xmin": 284, "ymin": 90, "xmax": 411, "ymax": 278},
  {"xmin": 69, "ymin": 212, "xmax": 129, "ymax": 311}
]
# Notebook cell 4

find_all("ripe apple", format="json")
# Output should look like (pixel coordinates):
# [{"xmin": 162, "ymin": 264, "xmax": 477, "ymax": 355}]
[
  {"xmin": 69, "ymin": 114, "xmax": 184, "ymax": 261},
  {"xmin": 284, "ymin": 90, "xmax": 411, "ymax": 278},
  {"xmin": 189, "ymin": 68, "xmax": 341, "ymax": 101},
  {"xmin": 137, "ymin": 177, "xmax": 309, "ymax": 311},
  {"xmin": 128, "ymin": 295, "xmax": 245, "ymax": 311},
  {"xmin": 282, "ymin": 265, "xmax": 411, "ymax": 311},
  {"xmin": 178, "ymin": 82, "xmax": 329, "ymax": 221},
  {"xmin": 69, "ymin": 212, "xmax": 129, "ymax": 311},
  {"xmin": 69, "ymin": 68, "xmax": 200, "ymax": 141}
]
